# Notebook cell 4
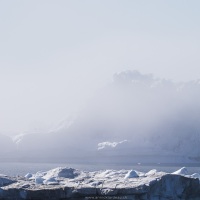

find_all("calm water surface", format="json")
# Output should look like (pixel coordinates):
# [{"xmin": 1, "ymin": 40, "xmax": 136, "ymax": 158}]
[{"xmin": 0, "ymin": 162, "xmax": 200, "ymax": 176}]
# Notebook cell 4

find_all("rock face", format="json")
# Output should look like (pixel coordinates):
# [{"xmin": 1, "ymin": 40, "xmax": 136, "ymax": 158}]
[{"xmin": 0, "ymin": 167, "xmax": 200, "ymax": 200}]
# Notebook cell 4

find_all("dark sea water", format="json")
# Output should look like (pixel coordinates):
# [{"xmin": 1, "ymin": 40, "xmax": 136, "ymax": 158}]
[{"xmin": 0, "ymin": 162, "xmax": 200, "ymax": 176}]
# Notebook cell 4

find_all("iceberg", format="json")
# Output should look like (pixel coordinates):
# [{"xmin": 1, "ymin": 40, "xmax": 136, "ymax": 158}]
[{"xmin": 0, "ymin": 167, "xmax": 200, "ymax": 199}]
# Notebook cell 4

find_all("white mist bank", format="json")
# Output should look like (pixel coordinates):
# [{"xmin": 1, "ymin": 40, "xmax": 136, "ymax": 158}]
[{"xmin": 2, "ymin": 70, "xmax": 200, "ymax": 163}]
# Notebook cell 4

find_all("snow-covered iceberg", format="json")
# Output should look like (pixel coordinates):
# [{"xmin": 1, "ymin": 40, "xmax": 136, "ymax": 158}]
[{"xmin": 0, "ymin": 167, "xmax": 200, "ymax": 199}]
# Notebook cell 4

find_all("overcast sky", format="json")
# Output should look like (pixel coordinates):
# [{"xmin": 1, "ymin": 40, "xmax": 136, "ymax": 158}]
[{"xmin": 0, "ymin": 0, "xmax": 200, "ymax": 134}]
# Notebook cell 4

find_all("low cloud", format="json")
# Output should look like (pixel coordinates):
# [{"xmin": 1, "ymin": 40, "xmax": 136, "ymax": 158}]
[{"xmin": 97, "ymin": 140, "xmax": 128, "ymax": 150}]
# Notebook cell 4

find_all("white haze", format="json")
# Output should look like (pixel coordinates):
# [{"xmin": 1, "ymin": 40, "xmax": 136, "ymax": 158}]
[
  {"xmin": 1, "ymin": 0, "xmax": 200, "ymax": 134},
  {"xmin": 0, "ymin": 1, "xmax": 200, "ymax": 163}
]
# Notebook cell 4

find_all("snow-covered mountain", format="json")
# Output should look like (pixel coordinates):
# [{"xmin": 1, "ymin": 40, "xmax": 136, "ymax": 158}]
[{"xmin": 8, "ymin": 70, "xmax": 200, "ymax": 163}]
